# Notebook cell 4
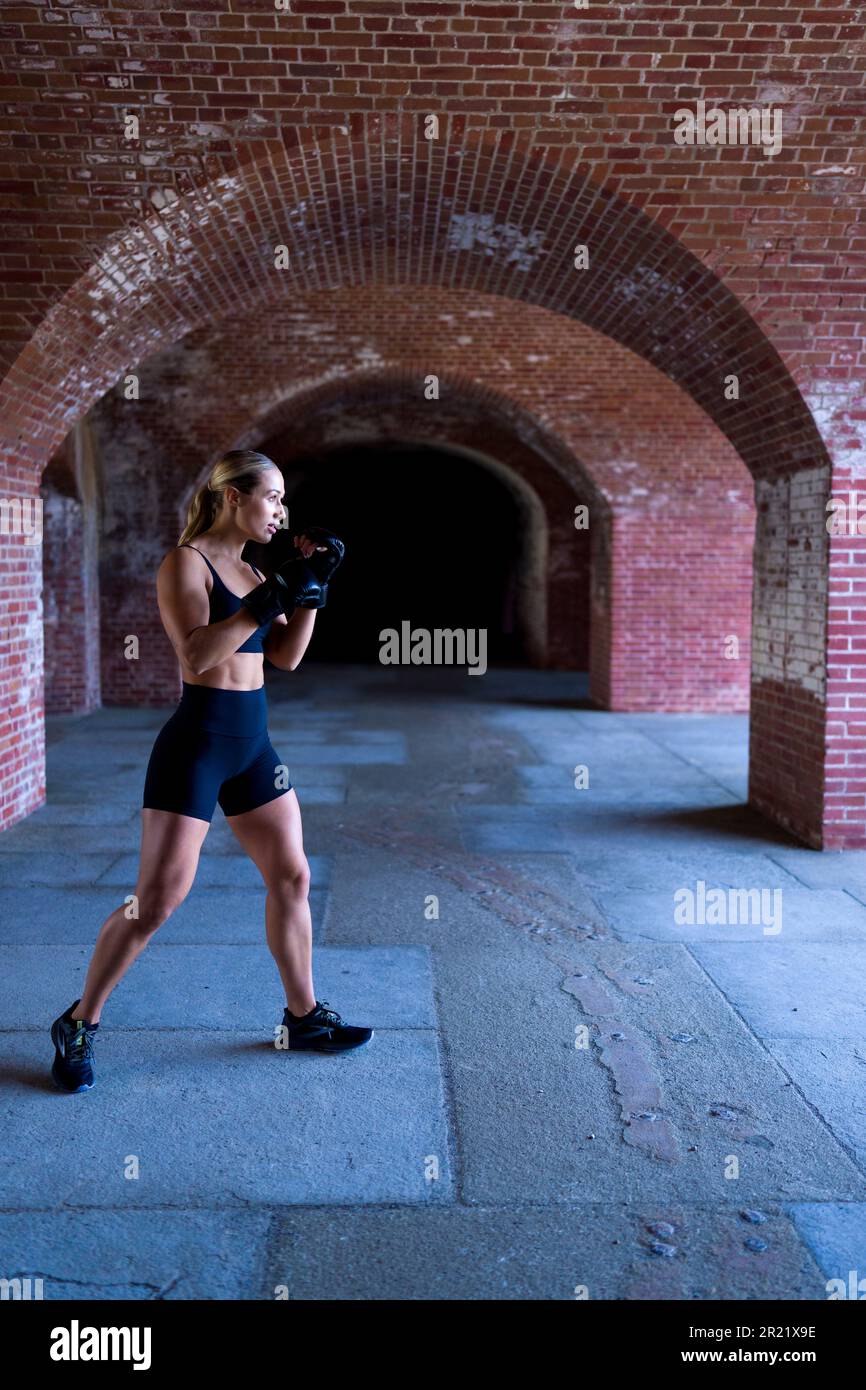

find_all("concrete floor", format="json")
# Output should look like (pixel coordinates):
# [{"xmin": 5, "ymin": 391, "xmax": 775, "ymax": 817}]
[{"xmin": 2, "ymin": 664, "xmax": 865, "ymax": 1300}]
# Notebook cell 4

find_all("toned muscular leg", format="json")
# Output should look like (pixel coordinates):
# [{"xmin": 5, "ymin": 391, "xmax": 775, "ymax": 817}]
[
  {"xmin": 225, "ymin": 789, "xmax": 315, "ymax": 1017},
  {"xmin": 77, "ymin": 808, "xmax": 209, "ymax": 1023}
]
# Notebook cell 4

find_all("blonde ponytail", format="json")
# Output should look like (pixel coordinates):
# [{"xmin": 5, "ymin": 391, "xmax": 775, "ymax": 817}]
[{"xmin": 178, "ymin": 450, "xmax": 276, "ymax": 546}]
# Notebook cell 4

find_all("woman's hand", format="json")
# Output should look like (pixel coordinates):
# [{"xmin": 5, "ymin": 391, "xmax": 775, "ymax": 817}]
[{"xmin": 293, "ymin": 532, "xmax": 329, "ymax": 560}]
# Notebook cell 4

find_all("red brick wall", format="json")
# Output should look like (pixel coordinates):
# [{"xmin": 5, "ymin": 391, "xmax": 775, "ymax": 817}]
[
  {"xmin": 41, "ymin": 428, "xmax": 102, "ymax": 716},
  {"xmin": 607, "ymin": 509, "xmax": 754, "ymax": 713},
  {"xmin": 0, "ymin": 477, "xmax": 44, "ymax": 830},
  {"xmin": 825, "ymin": 466, "xmax": 866, "ymax": 850},
  {"xmin": 589, "ymin": 511, "xmax": 614, "ymax": 711},
  {"xmin": 42, "ymin": 490, "xmax": 91, "ymax": 714},
  {"xmin": 89, "ymin": 409, "xmax": 206, "ymax": 707},
  {"xmin": 749, "ymin": 468, "xmax": 830, "ymax": 848}
]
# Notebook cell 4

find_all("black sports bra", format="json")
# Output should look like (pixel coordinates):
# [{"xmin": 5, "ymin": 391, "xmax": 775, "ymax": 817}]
[{"xmin": 179, "ymin": 544, "xmax": 274, "ymax": 654}]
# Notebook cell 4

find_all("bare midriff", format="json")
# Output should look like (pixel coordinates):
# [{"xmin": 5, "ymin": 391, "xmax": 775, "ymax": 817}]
[{"xmin": 180, "ymin": 650, "xmax": 265, "ymax": 693}]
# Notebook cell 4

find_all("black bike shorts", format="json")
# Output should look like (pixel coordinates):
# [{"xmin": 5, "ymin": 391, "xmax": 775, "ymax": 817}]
[{"xmin": 142, "ymin": 682, "xmax": 292, "ymax": 822}]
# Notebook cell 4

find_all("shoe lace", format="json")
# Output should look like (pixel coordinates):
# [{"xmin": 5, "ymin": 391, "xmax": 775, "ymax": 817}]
[
  {"xmin": 315, "ymin": 1000, "xmax": 342, "ymax": 1028},
  {"xmin": 69, "ymin": 1021, "xmax": 95, "ymax": 1064}
]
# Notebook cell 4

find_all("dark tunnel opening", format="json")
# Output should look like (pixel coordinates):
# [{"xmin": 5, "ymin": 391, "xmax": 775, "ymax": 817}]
[{"xmin": 246, "ymin": 441, "xmax": 531, "ymax": 666}]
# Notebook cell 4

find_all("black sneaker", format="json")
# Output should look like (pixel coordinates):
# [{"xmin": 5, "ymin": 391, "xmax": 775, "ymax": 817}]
[
  {"xmin": 281, "ymin": 999, "xmax": 373, "ymax": 1053},
  {"xmin": 50, "ymin": 1000, "xmax": 98, "ymax": 1092}
]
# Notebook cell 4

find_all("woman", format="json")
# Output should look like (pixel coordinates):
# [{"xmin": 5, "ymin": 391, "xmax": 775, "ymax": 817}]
[{"xmin": 49, "ymin": 449, "xmax": 372, "ymax": 1092}]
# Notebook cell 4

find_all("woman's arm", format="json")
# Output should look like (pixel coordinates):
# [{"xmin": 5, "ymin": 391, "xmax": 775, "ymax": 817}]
[
  {"xmin": 156, "ymin": 548, "xmax": 260, "ymax": 676},
  {"xmin": 262, "ymin": 607, "xmax": 317, "ymax": 671},
  {"xmin": 261, "ymin": 529, "xmax": 333, "ymax": 671}
]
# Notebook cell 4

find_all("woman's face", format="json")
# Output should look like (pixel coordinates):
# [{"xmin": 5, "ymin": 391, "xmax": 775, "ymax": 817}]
[{"xmin": 237, "ymin": 467, "xmax": 286, "ymax": 543}]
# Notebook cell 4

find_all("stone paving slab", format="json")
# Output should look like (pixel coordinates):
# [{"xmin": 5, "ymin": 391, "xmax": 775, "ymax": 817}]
[
  {"xmin": 501, "ymin": 734, "xmax": 734, "ymax": 770},
  {"xmin": 4, "ymin": 801, "xmax": 140, "ymax": 827},
  {"xmin": 0, "ymin": 817, "xmax": 340, "ymax": 856},
  {"xmin": 0, "ymin": 823, "xmax": 144, "ymax": 853},
  {"xmin": 621, "ymin": 804, "xmax": 798, "ymax": 850},
  {"xmin": 508, "ymin": 735, "xmax": 733, "ymax": 764},
  {"xmin": 632, "ymin": 746, "xmax": 749, "ymax": 779},
  {"xmin": 266, "ymin": 729, "xmax": 396, "ymax": 747},
  {"xmin": 0, "ymin": 850, "xmax": 331, "ymax": 889},
  {"xmin": 0, "ymin": 852, "xmax": 123, "ymax": 887},
  {"xmin": 47, "ymin": 710, "xmax": 170, "ymax": 732},
  {"xmin": 44, "ymin": 784, "xmax": 147, "ymax": 807},
  {"xmin": 495, "ymin": 737, "xmax": 665, "ymax": 770},
  {"xmin": 0, "ymin": 1211, "xmax": 273, "ymax": 1299},
  {"xmin": 280, "ymin": 785, "xmax": 348, "ymax": 806},
  {"xmin": 43, "ymin": 733, "xmax": 161, "ymax": 751},
  {"xmin": 455, "ymin": 804, "xmax": 608, "ymax": 853},
  {"xmin": 455, "ymin": 803, "xmax": 779, "ymax": 856},
  {"xmin": 301, "ymin": 803, "xmax": 468, "ymax": 856},
  {"xmin": 4, "ymin": 944, "xmax": 434, "ymax": 1029},
  {"xmin": 1, "ymin": 1028, "xmax": 450, "ymax": 1208},
  {"xmin": 346, "ymin": 763, "xmax": 519, "ymax": 805},
  {"xmin": 0, "ymin": 887, "xmax": 328, "ymax": 944},
  {"xmin": 518, "ymin": 783, "xmax": 741, "ymax": 811},
  {"xmin": 321, "ymin": 848, "xmax": 604, "ymax": 947},
  {"xmin": 10, "ymin": 796, "xmax": 345, "ymax": 850},
  {"xmin": 597, "ymin": 888, "xmax": 866, "ymax": 942},
  {"xmin": 42, "ymin": 778, "xmax": 349, "ymax": 806},
  {"xmin": 634, "ymin": 751, "xmax": 749, "ymax": 780},
  {"xmin": 16, "ymin": 770, "xmax": 347, "ymax": 830},
  {"xmin": 786, "ymin": 1203, "xmax": 866, "ymax": 1289},
  {"xmin": 488, "ymin": 707, "xmax": 650, "ymax": 739},
  {"xmin": 265, "ymin": 1203, "xmax": 825, "ymax": 1300},
  {"xmin": 624, "ymin": 713, "xmax": 752, "ymax": 741},
  {"xmin": 691, "ymin": 943, "xmax": 866, "ymax": 1041},
  {"xmin": 515, "ymin": 765, "xmax": 738, "ymax": 805},
  {"xmin": 432, "ymin": 941, "xmax": 865, "ymax": 1206},
  {"xmin": 766, "ymin": 1040, "xmax": 866, "ymax": 1170},
  {"xmin": 43, "ymin": 747, "xmax": 398, "ymax": 810},
  {"xmin": 93, "ymin": 851, "xmax": 331, "ymax": 889},
  {"xmin": 769, "ymin": 849, "xmax": 866, "ymax": 904},
  {"xmin": 532, "ymin": 767, "xmax": 743, "ymax": 792},
  {"xmin": 569, "ymin": 848, "xmax": 805, "ymax": 892},
  {"xmin": 272, "ymin": 741, "xmax": 408, "ymax": 765}
]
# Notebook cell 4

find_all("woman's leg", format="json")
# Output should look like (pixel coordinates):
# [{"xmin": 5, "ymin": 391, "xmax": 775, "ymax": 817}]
[
  {"xmin": 225, "ymin": 789, "xmax": 315, "ymax": 1017},
  {"xmin": 76, "ymin": 808, "xmax": 210, "ymax": 1023}
]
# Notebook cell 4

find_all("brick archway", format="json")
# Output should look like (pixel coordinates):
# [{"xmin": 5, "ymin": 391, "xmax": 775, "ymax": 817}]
[
  {"xmin": 1, "ymin": 120, "xmax": 831, "ymax": 470},
  {"xmin": 112, "ymin": 287, "xmax": 754, "ymax": 717},
  {"xmin": 228, "ymin": 366, "xmax": 594, "ymax": 675},
  {"xmin": 0, "ymin": 120, "xmax": 855, "ymax": 844},
  {"xmin": 85, "ymin": 322, "xmax": 751, "ymax": 718}
]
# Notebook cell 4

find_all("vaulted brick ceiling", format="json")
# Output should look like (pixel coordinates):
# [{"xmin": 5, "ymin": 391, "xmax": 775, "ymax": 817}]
[{"xmin": 2, "ymin": 3, "xmax": 863, "ymax": 477}]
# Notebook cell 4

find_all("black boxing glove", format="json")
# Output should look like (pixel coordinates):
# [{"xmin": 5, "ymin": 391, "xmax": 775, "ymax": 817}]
[
  {"xmin": 296, "ymin": 527, "xmax": 345, "ymax": 586},
  {"xmin": 277, "ymin": 553, "xmax": 328, "ymax": 609},
  {"xmin": 240, "ymin": 561, "xmax": 323, "ymax": 624}
]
